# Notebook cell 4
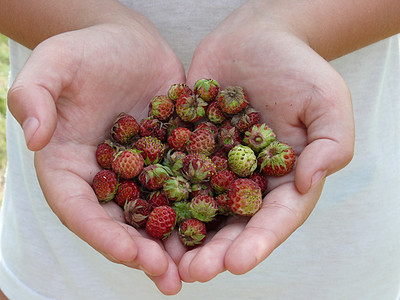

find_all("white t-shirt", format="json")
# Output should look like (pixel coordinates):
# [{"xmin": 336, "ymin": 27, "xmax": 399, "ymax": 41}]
[{"xmin": 1, "ymin": 1, "xmax": 400, "ymax": 299}]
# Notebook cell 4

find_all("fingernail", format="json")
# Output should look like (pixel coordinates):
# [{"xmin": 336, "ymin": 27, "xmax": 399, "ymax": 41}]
[
  {"xmin": 311, "ymin": 170, "xmax": 326, "ymax": 188},
  {"xmin": 22, "ymin": 117, "xmax": 39, "ymax": 146}
]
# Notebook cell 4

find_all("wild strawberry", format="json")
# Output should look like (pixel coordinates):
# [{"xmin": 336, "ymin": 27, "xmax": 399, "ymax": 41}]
[
  {"xmin": 139, "ymin": 117, "xmax": 167, "ymax": 142},
  {"xmin": 178, "ymin": 218, "xmax": 207, "ymax": 247},
  {"xmin": 215, "ymin": 193, "xmax": 233, "ymax": 216},
  {"xmin": 228, "ymin": 178, "xmax": 262, "ymax": 216},
  {"xmin": 243, "ymin": 123, "xmax": 276, "ymax": 153},
  {"xmin": 146, "ymin": 205, "xmax": 176, "ymax": 240},
  {"xmin": 92, "ymin": 169, "xmax": 119, "ymax": 203},
  {"xmin": 111, "ymin": 112, "xmax": 139, "ymax": 145},
  {"xmin": 194, "ymin": 78, "xmax": 220, "ymax": 102},
  {"xmin": 210, "ymin": 169, "xmax": 238, "ymax": 194},
  {"xmin": 149, "ymin": 95, "xmax": 174, "ymax": 121},
  {"xmin": 218, "ymin": 122, "xmax": 242, "ymax": 152},
  {"xmin": 172, "ymin": 201, "xmax": 193, "ymax": 224},
  {"xmin": 138, "ymin": 164, "xmax": 171, "ymax": 191},
  {"xmin": 249, "ymin": 172, "xmax": 269, "ymax": 197},
  {"xmin": 194, "ymin": 122, "xmax": 218, "ymax": 139},
  {"xmin": 206, "ymin": 101, "xmax": 226, "ymax": 124},
  {"xmin": 112, "ymin": 149, "xmax": 144, "ymax": 179},
  {"xmin": 124, "ymin": 198, "xmax": 152, "ymax": 228},
  {"xmin": 190, "ymin": 182, "xmax": 214, "ymax": 199},
  {"xmin": 168, "ymin": 83, "xmax": 193, "ymax": 101},
  {"xmin": 231, "ymin": 106, "xmax": 260, "ymax": 133},
  {"xmin": 167, "ymin": 116, "xmax": 195, "ymax": 135},
  {"xmin": 162, "ymin": 150, "xmax": 186, "ymax": 176},
  {"xmin": 175, "ymin": 94, "xmax": 208, "ymax": 123},
  {"xmin": 168, "ymin": 127, "xmax": 191, "ymax": 151},
  {"xmin": 186, "ymin": 128, "xmax": 215, "ymax": 157},
  {"xmin": 114, "ymin": 180, "xmax": 141, "ymax": 207},
  {"xmin": 211, "ymin": 154, "xmax": 228, "ymax": 172},
  {"xmin": 147, "ymin": 190, "xmax": 170, "ymax": 209},
  {"xmin": 181, "ymin": 153, "xmax": 216, "ymax": 183},
  {"xmin": 217, "ymin": 86, "xmax": 248, "ymax": 115},
  {"xmin": 162, "ymin": 176, "xmax": 191, "ymax": 202},
  {"xmin": 95, "ymin": 140, "xmax": 116, "ymax": 170},
  {"xmin": 135, "ymin": 136, "xmax": 166, "ymax": 165},
  {"xmin": 190, "ymin": 194, "xmax": 219, "ymax": 222},
  {"xmin": 258, "ymin": 141, "xmax": 296, "ymax": 176},
  {"xmin": 228, "ymin": 145, "xmax": 257, "ymax": 177}
]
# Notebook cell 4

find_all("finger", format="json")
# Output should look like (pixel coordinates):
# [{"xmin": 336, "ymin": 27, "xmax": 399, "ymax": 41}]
[
  {"xmin": 147, "ymin": 253, "xmax": 182, "ymax": 295},
  {"xmin": 178, "ymin": 216, "xmax": 246, "ymax": 282},
  {"xmin": 35, "ymin": 156, "xmax": 170, "ymax": 276},
  {"xmin": 7, "ymin": 42, "xmax": 77, "ymax": 151},
  {"xmin": 295, "ymin": 77, "xmax": 355, "ymax": 194},
  {"xmin": 224, "ymin": 180, "xmax": 324, "ymax": 275},
  {"xmin": 163, "ymin": 230, "xmax": 188, "ymax": 265}
]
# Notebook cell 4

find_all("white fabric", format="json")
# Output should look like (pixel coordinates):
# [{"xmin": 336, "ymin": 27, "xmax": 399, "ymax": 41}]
[{"xmin": 1, "ymin": 1, "xmax": 400, "ymax": 299}]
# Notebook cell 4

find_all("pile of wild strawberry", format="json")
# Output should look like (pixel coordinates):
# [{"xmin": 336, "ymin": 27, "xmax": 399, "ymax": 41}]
[{"xmin": 92, "ymin": 79, "xmax": 295, "ymax": 247}]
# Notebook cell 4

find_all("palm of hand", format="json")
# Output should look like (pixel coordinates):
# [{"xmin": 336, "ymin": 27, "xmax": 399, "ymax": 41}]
[
  {"xmin": 7, "ymin": 23, "xmax": 186, "ymax": 290},
  {"xmin": 176, "ymin": 17, "xmax": 354, "ymax": 282}
]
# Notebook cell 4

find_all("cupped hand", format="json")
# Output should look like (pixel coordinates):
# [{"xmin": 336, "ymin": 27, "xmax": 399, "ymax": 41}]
[
  {"xmin": 7, "ymin": 19, "xmax": 185, "ymax": 295},
  {"xmin": 179, "ymin": 2, "xmax": 355, "ymax": 282}
]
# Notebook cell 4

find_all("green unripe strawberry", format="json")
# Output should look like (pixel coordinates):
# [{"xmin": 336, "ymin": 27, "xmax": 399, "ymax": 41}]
[{"xmin": 228, "ymin": 145, "xmax": 257, "ymax": 177}]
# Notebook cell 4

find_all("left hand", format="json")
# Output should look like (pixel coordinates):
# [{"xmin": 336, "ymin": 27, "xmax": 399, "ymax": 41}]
[{"xmin": 176, "ymin": 1, "xmax": 355, "ymax": 282}]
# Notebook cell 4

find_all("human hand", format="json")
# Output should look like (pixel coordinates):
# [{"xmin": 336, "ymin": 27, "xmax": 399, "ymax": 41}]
[
  {"xmin": 7, "ymin": 20, "xmax": 185, "ymax": 294},
  {"xmin": 178, "ymin": 1, "xmax": 355, "ymax": 282}
]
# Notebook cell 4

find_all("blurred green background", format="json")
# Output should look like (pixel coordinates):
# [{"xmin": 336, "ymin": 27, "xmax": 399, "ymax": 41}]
[{"xmin": 0, "ymin": 34, "xmax": 9, "ymax": 205}]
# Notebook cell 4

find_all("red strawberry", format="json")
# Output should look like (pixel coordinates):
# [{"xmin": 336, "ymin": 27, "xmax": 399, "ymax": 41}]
[
  {"xmin": 111, "ymin": 112, "xmax": 139, "ymax": 144},
  {"xmin": 186, "ymin": 128, "xmax": 216, "ymax": 157},
  {"xmin": 168, "ymin": 83, "xmax": 193, "ymax": 101},
  {"xmin": 194, "ymin": 121, "xmax": 218, "ymax": 138},
  {"xmin": 230, "ymin": 106, "xmax": 260, "ymax": 133},
  {"xmin": 162, "ymin": 150, "xmax": 186, "ymax": 176},
  {"xmin": 210, "ymin": 169, "xmax": 238, "ymax": 194},
  {"xmin": 138, "ymin": 164, "xmax": 171, "ymax": 191},
  {"xmin": 215, "ymin": 193, "xmax": 233, "ymax": 216},
  {"xmin": 149, "ymin": 95, "xmax": 174, "ymax": 121},
  {"xmin": 112, "ymin": 149, "xmax": 144, "ymax": 179},
  {"xmin": 135, "ymin": 136, "xmax": 166, "ymax": 165},
  {"xmin": 194, "ymin": 78, "xmax": 220, "ymax": 102},
  {"xmin": 146, "ymin": 205, "xmax": 176, "ymax": 240},
  {"xmin": 217, "ymin": 86, "xmax": 248, "ymax": 115},
  {"xmin": 181, "ymin": 153, "xmax": 216, "ymax": 183},
  {"xmin": 218, "ymin": 121, "xmax": 242, "ymax": 152},
  {"xmin": 190, "ymin": 182, "xmax": 214, "ymax": 199},
  {"xmin": 206, "ymin": 101, "xmax": 226, "ymax": 125},
  {"xmin": 249, "ymin": 173, "xmax": 268, "ymax": 197},
  {"xmin": 211, "ymin": 154, "xmax": 228, "ymax": 172},
  {"xmin": 178, "ymin": 218, "xmax": 207, "ymax": 247},
  {"xmin": 175, "ymin": 94, "xmax": 208, "ymax": 123},
  {"xmin": 228, "ymin": 178, "xmax": 262, "ymax": 216},
  {"xmin": 147, "ymin": 190, "xmax": 170, "ymax": 209},
  {"xmin": 139, "ymin": 117, "xmax": 167, "ymax": 142},
  {"xmin": 92, "ymin": 169, "xmax": 119, "ymax": 203},
  {"xmin": 243, "ymin": 123, "xmax": 276, "ymax": 153},
  {"xmin": 114, "ymin": 180, "xmax": 141, "ymax": 207},
  {"xmin": 190, "ymin": 194, "xmax": 219, "ymax": 222},
  {"xmin": 258, "ymin": 141, "xmax": 296, "ymax": 176},
  {"xmin": 95, "ymin": 140, "xmax": 116, "ymax": 170},
  {"xmin": 166, "ymin": 116, "xmax": 195, "ymax": 135},
  {"xmin": 168, "ymin": 127, "xmax": 191, "ymax": 151},
  {"xmin": 124, "ymin": 198, "xmax": 152, "ymax": 228},
  {"xmin": 162, "ymin": 176, "xmax": 191, "ymax": 202}
]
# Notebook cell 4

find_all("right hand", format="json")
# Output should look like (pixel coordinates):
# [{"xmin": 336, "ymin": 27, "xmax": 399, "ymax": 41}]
[{"xmin": 7, "ymin": 17, "xmax": 185, "ymax": 295}]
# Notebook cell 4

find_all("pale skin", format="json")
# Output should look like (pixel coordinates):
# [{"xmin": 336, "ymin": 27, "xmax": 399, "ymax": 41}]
[{"xmin": 1, "ymin": 0, "xmax": 400, "ymax": 296}]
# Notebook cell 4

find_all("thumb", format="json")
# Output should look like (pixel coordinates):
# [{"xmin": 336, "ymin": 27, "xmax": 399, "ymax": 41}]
[
  {"xmin": 295, "ymin": 83, "xmax": 355, "ymax": 194},
  {"xmin": 7, "ymin": 42, "xmax": 75, "ymax": 151}
]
